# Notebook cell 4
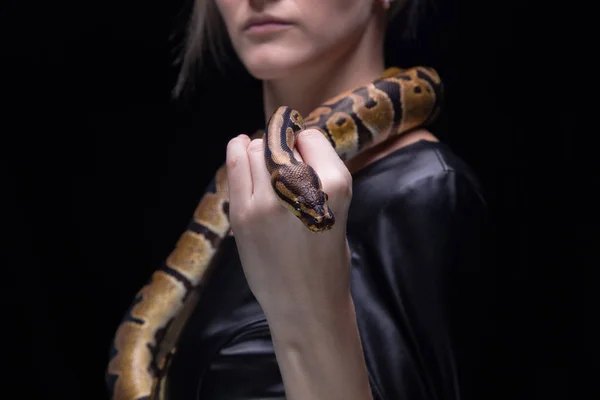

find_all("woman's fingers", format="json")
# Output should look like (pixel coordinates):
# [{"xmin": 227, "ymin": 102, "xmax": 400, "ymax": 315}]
[
  {"xmin": 226, "ymin": 134, "xmax": 252, "ymax": 212},
  {"xmin": 295, "ymin": 129, "xmax": 352, "ymax": 200},
  {"xmin": 227, "ymin": 128, "xmax": 352, "ymax": 232},
  {"xmin": 246, "ymin": 138, "xmax": 274, "ymax": 200}
]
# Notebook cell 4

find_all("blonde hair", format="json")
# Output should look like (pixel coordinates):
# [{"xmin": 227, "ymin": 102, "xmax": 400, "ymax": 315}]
[{"xmin": 172, "ymin": 0, "xmax": 425, "ymax": 98}]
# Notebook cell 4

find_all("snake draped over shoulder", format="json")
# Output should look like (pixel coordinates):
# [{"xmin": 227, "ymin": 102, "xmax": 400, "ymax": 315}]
[{"xmin": 106, "ymin": 66, "xmax": 443, "ymax": 400}]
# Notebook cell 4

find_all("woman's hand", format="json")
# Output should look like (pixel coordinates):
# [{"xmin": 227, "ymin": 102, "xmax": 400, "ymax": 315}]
[
  {"xmin": 225, "ymin": 129, "xmax": 353, "ymax": 322},
  {"xmin": 226, "ymin": 129, "xmax": 372, "ymax": 400}
]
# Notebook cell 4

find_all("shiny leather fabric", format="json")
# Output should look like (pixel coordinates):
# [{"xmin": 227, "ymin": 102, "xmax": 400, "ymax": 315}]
[{"xmin": 166, "ymin": 140, "xmax": 492, "ymax": 400}]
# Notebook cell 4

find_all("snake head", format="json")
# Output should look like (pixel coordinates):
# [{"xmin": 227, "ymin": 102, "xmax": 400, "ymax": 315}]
[
  {"xmin": 271, "ymin": 159, "xmax": 335, "ymax": 232},
  {"xmin": 293, "ymin": 190, "xmax": 335, "ymax": 232}
]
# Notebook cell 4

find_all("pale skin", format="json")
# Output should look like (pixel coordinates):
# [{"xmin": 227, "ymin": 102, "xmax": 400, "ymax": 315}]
[{"xmin": 218, "ymin": 0, "xmax": 437, "ymax": 398}]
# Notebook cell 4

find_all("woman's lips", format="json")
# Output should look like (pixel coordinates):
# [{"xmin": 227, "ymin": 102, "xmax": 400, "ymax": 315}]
[
  {"xmin": 245, "ymin": 22, "xmax": 292, "ymax": 34},
  {"xmin": 243, "ymin": 16, "xmax": 293, "ymax": 35}
]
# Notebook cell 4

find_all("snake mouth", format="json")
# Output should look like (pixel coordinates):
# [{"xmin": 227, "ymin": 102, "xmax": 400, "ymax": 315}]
[{"xmin": 304, "ymin": 212, "xmax": 335, "ymax": 232}]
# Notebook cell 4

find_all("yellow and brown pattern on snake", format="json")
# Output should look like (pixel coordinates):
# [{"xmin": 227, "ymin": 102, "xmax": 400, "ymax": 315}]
[{"xmin": 106, "ymin": 66, "xmax": 443, "ymax": 400}]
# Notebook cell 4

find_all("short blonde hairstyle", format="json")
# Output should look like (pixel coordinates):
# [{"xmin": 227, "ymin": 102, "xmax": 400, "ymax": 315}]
[{"xmin": 172, "ymin": 0, "xmax": 426, "ymax": 98}]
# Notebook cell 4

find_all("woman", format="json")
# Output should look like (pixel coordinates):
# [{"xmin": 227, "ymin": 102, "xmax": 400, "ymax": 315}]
[{"xmin": 107, "ymin": 0, "xmax": 492, "ymax": 399}]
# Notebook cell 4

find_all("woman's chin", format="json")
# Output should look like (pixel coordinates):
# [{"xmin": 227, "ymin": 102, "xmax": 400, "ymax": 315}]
[
  {"xmin": 245, "ymin": 62, "xmax": 301, "ymax": 81},
  {"xmin": 241, "ymin": 49, "xmax": 309, "ymax": 81}
]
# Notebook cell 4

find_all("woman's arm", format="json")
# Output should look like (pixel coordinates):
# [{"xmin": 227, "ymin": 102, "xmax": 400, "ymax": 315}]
[
  {"xmin": 266, "ymin": 294, "xmax": 373, "ymax": 400},
  {"xmin": 225, "ymin": 131, "xmax": 373, "ymax": 400}
]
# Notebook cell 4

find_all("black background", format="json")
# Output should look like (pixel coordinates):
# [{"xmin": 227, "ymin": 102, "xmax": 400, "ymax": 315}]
[{"xmin": 3, "ymin": 0, "xmax": 581, "ymax": 399}]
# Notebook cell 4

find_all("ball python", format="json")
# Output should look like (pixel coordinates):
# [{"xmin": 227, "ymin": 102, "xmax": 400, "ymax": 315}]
[{"xmin": 106, "ymin": 66, "xmax": 443, "ymax": 400}]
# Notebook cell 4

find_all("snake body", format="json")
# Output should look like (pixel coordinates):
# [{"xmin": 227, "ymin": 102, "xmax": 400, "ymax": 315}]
[{"xmin": 107, "ymin": 66, "xmax": 443, "ymax": 400}]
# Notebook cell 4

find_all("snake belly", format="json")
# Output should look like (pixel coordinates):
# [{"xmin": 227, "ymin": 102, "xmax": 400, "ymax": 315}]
[{"xmin": 106, "ymin": 66, "xmax": 443, "ymax": 400}]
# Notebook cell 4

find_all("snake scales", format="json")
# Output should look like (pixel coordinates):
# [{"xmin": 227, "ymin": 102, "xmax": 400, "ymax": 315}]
[{"xmin": 106, "ymin": 66, "xmax": 443, "ymax": 400}]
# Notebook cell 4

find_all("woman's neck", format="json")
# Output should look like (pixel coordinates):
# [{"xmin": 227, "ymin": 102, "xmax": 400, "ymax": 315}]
[
  {"xmin": 261, "ymin": 57, "xmax": 384, "ymax": 122},
  {"xmin": 261, "ymin": 17, "xmax": 386, "ymax": 122}
]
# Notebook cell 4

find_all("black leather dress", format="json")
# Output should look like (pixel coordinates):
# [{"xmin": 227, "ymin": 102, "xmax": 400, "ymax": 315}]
[{"xmin": 166, "ymin": 140, "xmax": 493, "ymax": 400}]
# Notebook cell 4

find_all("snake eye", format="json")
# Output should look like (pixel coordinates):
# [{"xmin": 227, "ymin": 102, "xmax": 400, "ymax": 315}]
[{"xmin": 293, "ymin": 201, "xmax": 302, "ymax": 212}]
